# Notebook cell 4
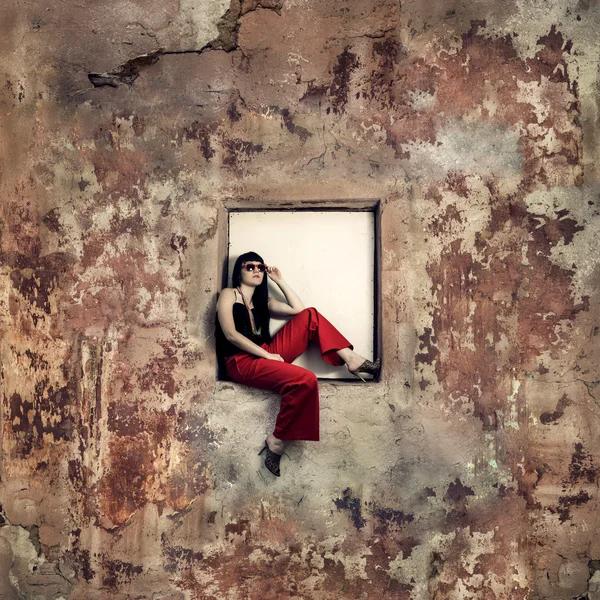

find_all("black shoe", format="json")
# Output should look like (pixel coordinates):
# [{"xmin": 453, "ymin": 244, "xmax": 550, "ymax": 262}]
[
  {"xmin": 349, "ymin": 358, "xmax": 381, "ymax": 382},
  {"xmin": 259, "ymin": 439, "xmax": 282, "ymax": 476}
]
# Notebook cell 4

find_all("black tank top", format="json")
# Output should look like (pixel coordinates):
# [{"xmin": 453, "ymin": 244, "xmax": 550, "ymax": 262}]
[{"xmin": 215, "ymin": 298, "xmax": 271, "ymax": 359}]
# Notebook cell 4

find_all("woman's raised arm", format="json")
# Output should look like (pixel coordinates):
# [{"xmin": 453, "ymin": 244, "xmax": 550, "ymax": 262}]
[{"xmin": 266, "ymin": 266, "xmax": 305, "ymax": 318}]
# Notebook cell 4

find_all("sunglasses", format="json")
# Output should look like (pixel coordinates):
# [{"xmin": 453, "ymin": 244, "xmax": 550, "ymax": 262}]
[{"xmin": 242, "ymin": 262, "xmax": 267, "ymax": 272}]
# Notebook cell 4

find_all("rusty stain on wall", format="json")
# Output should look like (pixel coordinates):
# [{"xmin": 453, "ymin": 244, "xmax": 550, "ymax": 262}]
[{"xmin": 1, "ymin": 0, "xmax": 600, "ymax": 597}]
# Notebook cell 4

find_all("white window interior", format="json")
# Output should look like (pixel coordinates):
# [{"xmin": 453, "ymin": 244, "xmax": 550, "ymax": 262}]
[{"xmin": 228, "ymin": 210, "xmax": 375, "ymax": 379}]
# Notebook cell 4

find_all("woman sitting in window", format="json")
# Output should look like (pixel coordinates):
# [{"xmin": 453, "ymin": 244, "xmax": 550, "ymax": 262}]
[{"xmin": 215, "ymin": 251, "xmax": 381, "ymax": 477}]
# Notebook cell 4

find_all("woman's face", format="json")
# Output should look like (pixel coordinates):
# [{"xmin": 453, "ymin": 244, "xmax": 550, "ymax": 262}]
[{"xmin": 240, "ymin": 261, "xmax": 266, "ymax": 287}]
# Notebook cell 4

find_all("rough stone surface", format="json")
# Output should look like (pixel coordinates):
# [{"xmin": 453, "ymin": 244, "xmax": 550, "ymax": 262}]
[{"xmin": 1, "ymin": 0, "xmax": 599, "ymax": 598}]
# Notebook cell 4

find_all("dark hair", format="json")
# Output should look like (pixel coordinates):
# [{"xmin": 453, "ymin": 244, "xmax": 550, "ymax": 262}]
[{"xmin": 231, "ymin": 251, "xmax": 271, "ymax": 343}]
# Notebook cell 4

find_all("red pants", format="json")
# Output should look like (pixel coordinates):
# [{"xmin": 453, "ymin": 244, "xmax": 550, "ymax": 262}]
[{"xmin": 225, "ymin": 307, "xmax": 353, "ymax": 441}]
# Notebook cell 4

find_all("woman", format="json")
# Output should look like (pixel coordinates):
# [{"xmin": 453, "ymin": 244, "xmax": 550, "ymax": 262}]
[{"xmin": 215, "ymin": 251, "xmax": 381, "ymax": 477}]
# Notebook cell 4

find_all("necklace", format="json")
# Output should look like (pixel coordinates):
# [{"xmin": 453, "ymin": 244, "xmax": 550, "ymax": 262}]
[{"xmin": 236, "ymin": 287, "xmax": 260, "ymax": 336}]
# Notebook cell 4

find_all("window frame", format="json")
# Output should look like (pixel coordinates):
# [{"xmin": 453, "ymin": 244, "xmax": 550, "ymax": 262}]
[{"xmin": 216, "ymin": 199, "xmax": 382, "ymax": 382}]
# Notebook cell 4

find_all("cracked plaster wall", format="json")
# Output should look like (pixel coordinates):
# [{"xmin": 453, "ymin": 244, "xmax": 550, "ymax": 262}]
[{"xmin": 0, "ymin": 0, "xmax": 599, "ymax": 598}]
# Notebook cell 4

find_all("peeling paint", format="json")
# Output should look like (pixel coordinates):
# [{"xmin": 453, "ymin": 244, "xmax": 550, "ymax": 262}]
[{"xmin": 1, "ymin": 0, "xmax": 599, "ymax": 597}]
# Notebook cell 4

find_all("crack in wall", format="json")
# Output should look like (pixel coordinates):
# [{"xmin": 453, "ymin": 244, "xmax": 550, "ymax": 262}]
[
  {"xmin": 2, "ymin": 2, "xmax": 599, "ymax": 597},
  {"xmin": 88, "ymin": 50, "xmax": 161, "ymax": 88},
  {"xmin": 88, "ymin": 0, "xmax": 283, "ymax": 88}
]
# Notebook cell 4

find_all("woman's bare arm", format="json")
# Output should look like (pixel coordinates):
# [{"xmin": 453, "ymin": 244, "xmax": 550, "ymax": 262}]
[
  {"xmin": 217, "ymin": 288, "xmax": 278, "ymax": 359},
  {"xmin": 267, "ymin": 267, "xmax": 305, "ymax": 318}
]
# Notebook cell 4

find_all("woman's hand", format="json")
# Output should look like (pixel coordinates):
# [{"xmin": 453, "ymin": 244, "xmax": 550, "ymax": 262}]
[
  {"xmin": 266, "ymin": 265, "xmax": 283, "ymax": 283},
  {"xmin": 266, "ymin": 353, "xmax": 284, "ymax": 362}
]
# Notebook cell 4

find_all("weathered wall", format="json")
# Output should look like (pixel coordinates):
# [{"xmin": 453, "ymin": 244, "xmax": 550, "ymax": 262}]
[{"xmin": 1, "ymin": 0, "xmax": 599, "ymax": 598}]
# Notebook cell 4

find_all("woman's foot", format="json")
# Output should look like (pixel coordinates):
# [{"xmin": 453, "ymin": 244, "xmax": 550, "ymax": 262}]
[
  {"xmin": 260, "ymin": 434, "xmax": 284, "ymax": 476},
  {"xmin": 337, "ymin": 348, "xmax": 381, "ymax": 381},
  {"xmin": 266, "ymin": 433, "xmax": 284, "ymax": 455},
  {"xmin": 337, "ymin": 348, "xmax": 369, "ymax": 373}
]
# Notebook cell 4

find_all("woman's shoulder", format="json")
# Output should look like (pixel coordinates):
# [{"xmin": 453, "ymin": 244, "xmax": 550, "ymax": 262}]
[{"xmin": 217, "ymin": 287, "xmax": 236, "ymax": 305}]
